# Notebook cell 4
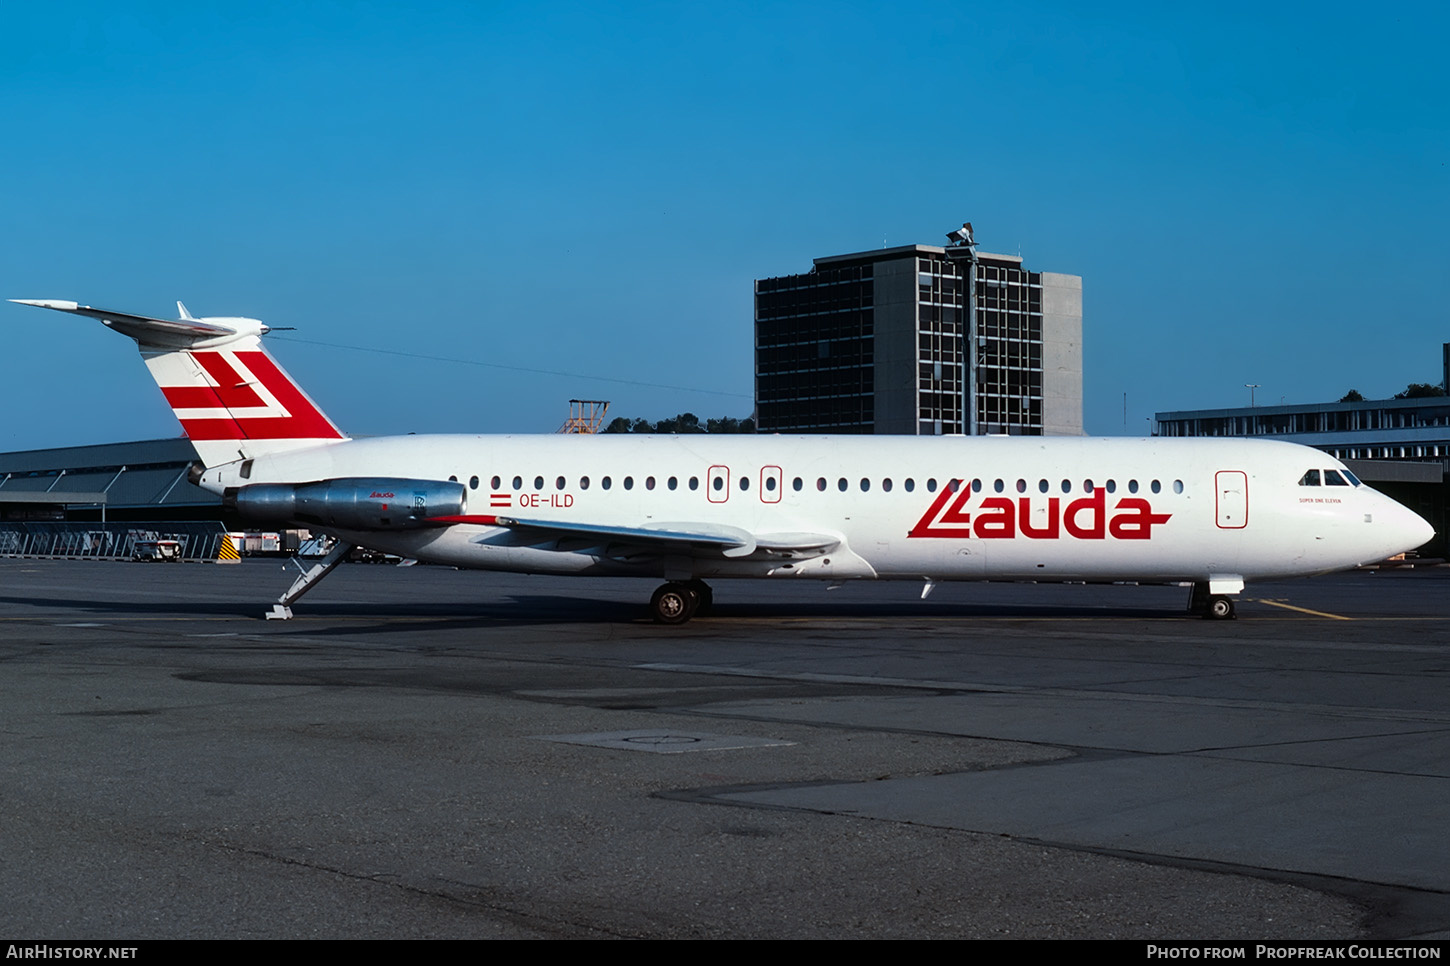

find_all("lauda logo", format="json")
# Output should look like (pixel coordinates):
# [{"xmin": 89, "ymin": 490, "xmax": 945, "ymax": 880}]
[
  {"xmin": 369, "ymin": 491, "xmax": 395, "ymax": 499},
  {"xmin": 908, "ymin": 480, "xmax": 1171, "ymax": 540}
]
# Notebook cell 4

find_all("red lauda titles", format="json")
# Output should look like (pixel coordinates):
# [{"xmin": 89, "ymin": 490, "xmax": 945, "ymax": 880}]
[{"xmin": 908, "ymin": 482, "xmax": 1171, "ymax": 540}]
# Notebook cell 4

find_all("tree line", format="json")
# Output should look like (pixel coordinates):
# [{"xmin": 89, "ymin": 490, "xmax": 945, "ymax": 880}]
[
  {"xmin": 603, "ymin": 413, "xmax": 755, "ymax": 434},
  {"xmin": 1339, "ymin": 383, "xmax": 1446, "ymax": 403}
]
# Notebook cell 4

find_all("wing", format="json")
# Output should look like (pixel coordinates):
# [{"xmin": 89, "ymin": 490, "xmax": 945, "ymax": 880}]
[{"xmin": 439, "ymin": 515, "xmax": 840, "ymax": 562}]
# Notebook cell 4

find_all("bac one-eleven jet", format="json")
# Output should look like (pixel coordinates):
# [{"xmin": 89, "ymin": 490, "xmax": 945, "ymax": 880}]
[{"xmin": 12, "ymin": 298, "xmax": 1435, "ymax": 623}]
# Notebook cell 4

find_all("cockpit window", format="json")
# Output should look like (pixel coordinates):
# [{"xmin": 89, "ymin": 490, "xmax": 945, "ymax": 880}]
[
  {"xmin": 1298, "ymin": 470, "xmax": 1321, "ymax": 486},
  {"xmin": 1342, "ymin": 469, "xmax": 1362, "ymax": 487},
  {"xmin": 1324, "ymin": 469, "xmax": 1349, "ymax": 486}
]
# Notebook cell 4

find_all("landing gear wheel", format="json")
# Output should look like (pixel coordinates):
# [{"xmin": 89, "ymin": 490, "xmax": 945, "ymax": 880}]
[
  {"xmin": 650, "ymin": 583, "xmax": 699, "ymax": 625},
  {"xmin": 1205, "ymin": 595, "xmax": 1236, "ymax": 620},
  {"xmin": 685, "ymin": 579, "xmax": 713, "ymax": 617}
]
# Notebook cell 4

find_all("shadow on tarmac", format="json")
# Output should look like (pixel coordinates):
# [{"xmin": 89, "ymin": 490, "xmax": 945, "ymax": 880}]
[{"xmin": 0, "ymin": 588, "xmax": 1194, "ymax": 628}]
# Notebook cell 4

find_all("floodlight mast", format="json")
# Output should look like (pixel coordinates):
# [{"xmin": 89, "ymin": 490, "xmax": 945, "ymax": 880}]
[{"xmin": 945, "ymin": 222, "xmax": 979, "ymax": 436}]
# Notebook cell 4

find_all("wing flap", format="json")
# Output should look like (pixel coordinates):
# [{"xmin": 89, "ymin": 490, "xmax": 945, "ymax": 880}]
[
  {"xmin": 755, "ymin": 532, "xmax": 842, "ymax": 556},
  {"xmin": 498, "ymin": 517, "xmax": 754, "ymax": 556}
]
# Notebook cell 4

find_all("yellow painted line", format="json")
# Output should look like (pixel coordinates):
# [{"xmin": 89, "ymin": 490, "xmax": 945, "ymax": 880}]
[
  {"xmin": 715, "ymin": 612, "xmax": 1445, "ymax": 624},
  {"xmin": 1250, "ymin": 598, "xmax": 1354, "ymax": 621}
]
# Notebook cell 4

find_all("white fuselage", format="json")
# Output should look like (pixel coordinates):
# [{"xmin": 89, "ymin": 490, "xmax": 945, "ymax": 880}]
[
  {"xmin": 18, "ymin": 298, "xmax": 1430, "ymax": 613},
  {"xmin": 198, "ymin": 434, "xmax": 1434, "ymax": 585}
]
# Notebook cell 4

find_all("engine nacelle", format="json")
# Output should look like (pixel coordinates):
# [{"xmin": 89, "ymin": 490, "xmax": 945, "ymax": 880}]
[{"xmin": 225, "ymin": 478, "xmax": 467, "ymax": 531}]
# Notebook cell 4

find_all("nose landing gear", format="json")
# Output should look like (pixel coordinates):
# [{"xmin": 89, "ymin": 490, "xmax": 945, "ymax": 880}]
[
  {"xmin": 1188, "ymin": 581, "xmax": 1237, "ymax": 620},
  {"xmin": 1206, "ymin": 595, "xmax": 1236, "ymax": 620}
]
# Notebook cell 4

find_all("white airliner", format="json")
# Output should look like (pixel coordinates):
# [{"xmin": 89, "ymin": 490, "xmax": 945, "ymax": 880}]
[{"xmin": 12, "ymin": 299, "xmax": 1436, "ymax": 623}]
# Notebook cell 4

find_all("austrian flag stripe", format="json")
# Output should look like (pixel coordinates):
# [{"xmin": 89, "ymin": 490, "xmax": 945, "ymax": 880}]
[
  {"xmin": 908, "ymin": 480, "xmax": 1171, "ymax": 540},
  {"xmin": 156, "ymin": 350, "xmax": 343, "ymax": 442}
]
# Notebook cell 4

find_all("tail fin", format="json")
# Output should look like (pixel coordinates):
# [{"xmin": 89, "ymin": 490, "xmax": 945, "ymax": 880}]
[{"xmin": 10, "ymin": 299, "xmax": 347, "ymax": 467}]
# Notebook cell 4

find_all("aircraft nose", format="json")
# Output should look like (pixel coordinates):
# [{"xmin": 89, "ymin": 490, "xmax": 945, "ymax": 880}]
[{"xmin": 1389, "ymin": 502, "xmax": 1435, "ymax": 554}]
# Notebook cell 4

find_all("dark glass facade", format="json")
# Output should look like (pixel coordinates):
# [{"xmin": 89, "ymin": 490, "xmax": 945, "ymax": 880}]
[
  {"xmin": 755, "ymin": 263, "xmax": 876, "ymax": 433},
  {"xmin": 755, "ymin": 245, "xmax": 1053, "ymax": 435}
]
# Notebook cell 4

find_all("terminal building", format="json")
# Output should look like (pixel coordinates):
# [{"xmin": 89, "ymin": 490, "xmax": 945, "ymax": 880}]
[
  {"xmin": 0, "ymin": 437, "xmax": 225, "ymax": 559},
  {"xmin": 754, "ymin": 224, "xmax": 1083, "ymax": 436},
  {"xmin": 0, "ymin": 437, "xmax": 215, "ymax": 523}
]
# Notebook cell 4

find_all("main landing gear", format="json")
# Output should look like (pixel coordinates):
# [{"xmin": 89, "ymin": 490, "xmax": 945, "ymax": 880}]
[
  {"xmin": 1187, "ymin": 581, "xmax": 1237, "ymax": 620},
  {"xmin": 649, "ymin": 579, "xmax": 713, "ymax": 624},
  {"xmin": 265, "ymin": 541, "xmax": 352, "ymax": 620}
]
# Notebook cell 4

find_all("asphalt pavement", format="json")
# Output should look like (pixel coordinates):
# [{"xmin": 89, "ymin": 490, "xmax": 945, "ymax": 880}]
[{"xmin": 2, "ymin": 558, "xmax": 1446, "ymax": 939}]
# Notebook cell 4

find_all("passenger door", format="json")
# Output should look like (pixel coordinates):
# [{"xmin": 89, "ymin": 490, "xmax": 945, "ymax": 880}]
[{"xmin": 1215, "ymin": 470, "xmax": 1248, "ymax": 529}]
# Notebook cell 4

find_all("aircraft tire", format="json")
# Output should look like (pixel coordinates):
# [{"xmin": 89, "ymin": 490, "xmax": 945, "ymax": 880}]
[
  {"xmin": 686, "ymin": 579, "xmax": 713, "ymax": 617},
  {"xmin": 651, "ymin": 583, "xmax": 699, "ymax": 625},
  {"xmin": 1205, "ymin": 595, "xmax": 1236, "ymax": 620}
]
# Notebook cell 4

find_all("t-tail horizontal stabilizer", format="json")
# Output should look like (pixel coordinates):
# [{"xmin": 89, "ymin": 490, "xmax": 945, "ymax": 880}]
[{"xmin": 9, "ymin": 298, "xmax": 347, "ymax": 467}]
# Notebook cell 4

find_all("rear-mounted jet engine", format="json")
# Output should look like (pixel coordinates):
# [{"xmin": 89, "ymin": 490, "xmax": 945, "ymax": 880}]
[{"xmin": 225, "ymin": 478, "xmax": 467, "ymax": 531}]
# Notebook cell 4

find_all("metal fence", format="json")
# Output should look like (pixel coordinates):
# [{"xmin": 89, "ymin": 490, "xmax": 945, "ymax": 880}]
[{"xmin": 0, "ymin": 522, "xmax": 226, "ymax": 561}]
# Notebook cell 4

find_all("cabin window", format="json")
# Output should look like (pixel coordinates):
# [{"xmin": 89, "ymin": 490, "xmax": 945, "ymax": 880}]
[
  {"xmin": 1061, "ymin": 479, "xmax": 1071, "ymax": 493},
  {"xmin": 646, "ymin": 476, "xmax": 656, "ymax": 490},
  {"xmin": 970, "ymin": 479, "xmax": 982, "ymax": 493},
  {"xmin": 602, "ymin": 476, "xmax": 613, "ymax": 490},
  {"xmin": 860, "ymin": 478, "xmax": 870, "ymax": 491},
  {"xmin": 765, "ymin": 476, "xmax": 777, "ymax": 491},
  {"xmin": 837, "ymin": 478, "xmax": 848, "ymax": 492},
  {"xmin": 512, "ymin": 476, "xmax": 522, "ymax": 490},
  {"xmin": 817, "ymin": 477, "xmax": 827, "ymax": 492},
  {"xmin": 668, "ymin": 476, "xmax": 678, "ymax": 490},
  {"xmin": 1173, "ymin": 480, "xmax": 1184, "ymax": 494},
  {"xmin": 556, "ymin": 476, "xmax": 566, "ymax": 490},
  {"xmin": 689, "ymin": 477, "xmax": 699, "ymax": 490},
  {"xmin": 994, "ymin": 479, "xmax": 1005, "ymax": 493},
  {"xmin": 1083, "ymin": 479, "xmax": 1094, "ymax": 493},
  {"xmin": 713, "ymin": 476, "xmax": 724, "ymax": 491},
  {"xmin": 491, "ymin": 476, "xmax": 501, "ymax": 490},
  {"xmin": 927, "ymin": 478, "xmax": 938, "ymax": 492},
  {"xmin": 904, "ymin": 478, "xmax": 915, "ymax": 492},
  {"xmin": 739, "ymin": 477, "xmax": 750, "ymax": 491},
  {"xmin": 623, "ymin": 476, "xmax": 634, "ymax": 490},
  {"xmin": 882, "ymin": 478, "xmax": 893, "ymax": 492},
  {"xmin": 1016, "ymin": 479, "xmax": 1026, "ymax": 493},
  {"xmin": 469, "ymin": 476, "xmax": 479, "ymax": 490},
  {"xmin": 1038, "ymin": 479, "xmax": 1049, "ymax": 493},
  {"xmin": 534, "ymin": 476, "xmax": 544, "ymax": 490},
  {"xmin": 792, "ymin": 477, "xmax": 802, "ymax": 491},
  {"xmin": 1128, "ymin": 479, "xmax": 1139, "ymax": 494},
  {"xmin": 580, "ymin": 476, "xmax": 590, "ymax": 489},
  {"xmin": 449, "ymin": 475, "xmax": 458, "ymax": 482},
  {"xmin": 1151, "ymin": 480, "xmax": 1162, "ymax": 494},
  {"xmin": 1105, "ymin": 479, "xmax": 1116, "ymax": 493},
  {"xmin": 948, "ymin": 479, "xmax": 961, "ymax": 493}
]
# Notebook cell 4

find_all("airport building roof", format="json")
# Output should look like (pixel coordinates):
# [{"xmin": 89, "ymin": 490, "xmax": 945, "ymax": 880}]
[
  {"xmin": 1154, "ymin": 395, "xmax": 1450, "ymax": 466},
  {"xmin": 0, "ymin": 437, "xmax": 216, "ymax": 510},
  {"xmin": 1155, "ymin": 342, "xmax": 1450, "ymax": 468}
]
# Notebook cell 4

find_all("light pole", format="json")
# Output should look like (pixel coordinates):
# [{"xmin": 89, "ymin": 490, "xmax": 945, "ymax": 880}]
[
  {"xmin": 1245, "ymin": 383, "xmax": 1261, "ymax": 408},
  {"xmin": 945, "ymin": 223, "xmax": 978, "ymax": 436}
]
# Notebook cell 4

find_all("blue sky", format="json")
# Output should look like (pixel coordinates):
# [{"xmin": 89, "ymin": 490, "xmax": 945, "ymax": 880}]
[{"xmin": 2, "ymin": 1, "xmax": 1445, "ymax": 450}]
